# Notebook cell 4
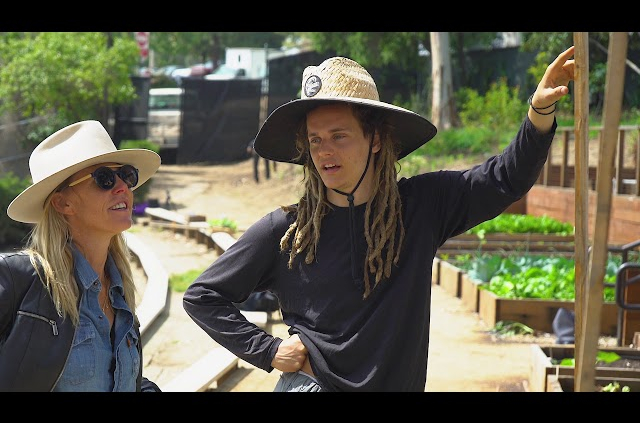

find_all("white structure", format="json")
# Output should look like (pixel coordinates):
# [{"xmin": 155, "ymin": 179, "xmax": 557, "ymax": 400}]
[{"xmin": 223, "ymin": 47, "xmax": 284, "ymax": 79}]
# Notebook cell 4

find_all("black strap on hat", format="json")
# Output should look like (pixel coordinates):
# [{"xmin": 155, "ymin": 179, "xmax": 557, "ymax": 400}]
[{"xmin": 331, "ymin": 135, "xmax": 374, "ymax": 288}]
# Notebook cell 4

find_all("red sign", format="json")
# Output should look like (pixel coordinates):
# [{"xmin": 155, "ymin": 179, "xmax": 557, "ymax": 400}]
[{"xmin": 134, "ymin": 32, "xmax": 150, "ymax": 59}]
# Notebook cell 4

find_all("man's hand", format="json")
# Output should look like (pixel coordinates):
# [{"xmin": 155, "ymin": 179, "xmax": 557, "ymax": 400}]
[
  {"xmin": 271, "ymin": 334, "xmax": 308, "ymax": 372},
  {"xmin": 531, "ymin": 45, "xmax": 575, "ymax": 109},
  {"xmin": 528, "ymin": 45, "xmax": 576, "ymax": 133}
]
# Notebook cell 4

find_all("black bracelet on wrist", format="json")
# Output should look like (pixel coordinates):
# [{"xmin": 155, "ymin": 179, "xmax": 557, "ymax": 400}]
[{"xmin": 528, "ymin": 94, "xmax": 558, "ymax": 115}]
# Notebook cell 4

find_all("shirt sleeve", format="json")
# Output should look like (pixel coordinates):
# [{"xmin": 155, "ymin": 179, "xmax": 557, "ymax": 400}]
[
  {"xmin": 182, "ymin": 210, "xmax": 286, "ymax": 372},
  {"xmin": 414, "ymin": 115, "xmax": 557, "ymax": 246}
]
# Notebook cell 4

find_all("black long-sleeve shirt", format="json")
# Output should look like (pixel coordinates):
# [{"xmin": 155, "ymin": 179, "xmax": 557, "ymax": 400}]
[{"xmin": 183, "ymin": 116, "xmax": 556, "ymax": 391}]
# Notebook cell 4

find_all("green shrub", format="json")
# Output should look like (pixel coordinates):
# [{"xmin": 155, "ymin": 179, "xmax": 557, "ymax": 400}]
[
  {"xmin": 0, "ymin": 172, "xmax": 32, "ymax": 247},
  {"xmin": 456, "ymin": 77, "xmax": 527, "ymax": 151}
]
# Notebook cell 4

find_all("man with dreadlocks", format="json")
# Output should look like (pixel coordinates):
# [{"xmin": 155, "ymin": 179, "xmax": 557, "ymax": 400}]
[{"xmin": 183, "ymin": 46, "xmax": 576, "ymax": 392}]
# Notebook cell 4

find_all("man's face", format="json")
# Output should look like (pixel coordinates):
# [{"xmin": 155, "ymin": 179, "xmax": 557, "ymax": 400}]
[{"xmin": 306, "ymin": 103, "xmax": 380, "ymax": 206}]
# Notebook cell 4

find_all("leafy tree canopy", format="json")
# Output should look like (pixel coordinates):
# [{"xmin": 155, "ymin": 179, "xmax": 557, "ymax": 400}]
[{"xmin": 0, "ymin": 32, "xmax": 139, "ymax": 136}]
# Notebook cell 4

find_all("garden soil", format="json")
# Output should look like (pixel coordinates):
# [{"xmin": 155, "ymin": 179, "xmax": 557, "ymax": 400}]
[{"xmin": 133, "ymin": 158, "xmax": 610, "ymax": 392}]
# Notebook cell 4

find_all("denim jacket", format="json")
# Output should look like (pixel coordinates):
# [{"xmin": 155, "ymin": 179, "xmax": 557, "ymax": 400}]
[{"xmin": 0, "ymin": 251, "xmax": 160, "ymax": 392}]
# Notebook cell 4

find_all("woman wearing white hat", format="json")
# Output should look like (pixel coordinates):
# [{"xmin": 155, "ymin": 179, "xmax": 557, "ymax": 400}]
[
  {"xmin": 0, "ymin": 120, "xmax": 162, "ymax": 391},
  {"xmin": 184, "ymin": 47, "xmax": 576, "ymax": 391}
]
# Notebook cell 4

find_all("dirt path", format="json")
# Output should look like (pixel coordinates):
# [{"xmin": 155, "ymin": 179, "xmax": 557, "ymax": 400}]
[{"xmin": 135, "ymin": 159, "xmax": 556, "ymax": 392}]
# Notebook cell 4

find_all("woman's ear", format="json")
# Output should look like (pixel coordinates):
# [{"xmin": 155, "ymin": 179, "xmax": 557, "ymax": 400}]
[{"xmin": 50, "ymin": 192, "xmax": 74, "ymax": 216}]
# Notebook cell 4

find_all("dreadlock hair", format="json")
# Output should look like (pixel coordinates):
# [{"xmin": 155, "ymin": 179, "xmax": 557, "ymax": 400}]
[{"xmin": 279, "ymin": 102, "xmax": 406, "ymax": 299}]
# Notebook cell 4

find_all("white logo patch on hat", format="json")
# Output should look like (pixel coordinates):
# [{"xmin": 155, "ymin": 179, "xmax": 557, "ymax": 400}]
[{"xmin": 304, "ymin": 75, "xmax": 322, "ymax": 97}]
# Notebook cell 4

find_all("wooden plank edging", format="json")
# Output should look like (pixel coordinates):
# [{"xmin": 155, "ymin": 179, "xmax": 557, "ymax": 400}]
[
  {"xmin": 124, "ymin": 231, "xmax": 169, "ymax": 336},
  {"xmin": 161, "ymin": 348, "xmax": 239, "ymax": 392}
]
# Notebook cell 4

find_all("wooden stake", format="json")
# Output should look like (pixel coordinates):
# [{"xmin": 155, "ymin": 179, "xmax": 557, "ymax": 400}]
[
  {"xmin": 573, "ymin": 31, "xmax": 591, "ymax": 391},
  {"xmin": 575, "ymin": 32, "xmax": 629, "ymax": 392}
]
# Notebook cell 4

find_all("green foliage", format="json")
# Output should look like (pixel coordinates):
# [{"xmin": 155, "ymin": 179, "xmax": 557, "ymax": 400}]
[
  {"xmin": 208, "ymin": 217, "xmax": 238, "ymax": 231},
  {"xmin": 427, "ymin": 126, "xmax": 497, "ymax": 156},
  {"xmin": 601, "ymin": 382, "xmax": 631, "ymax": 392},
  {"xmin": 555, "ymin": 351, "xmax": 622, "ymax": 367},
  {"xmin": 465, "ymin": 213, "xmax": 575, "ymax": 236},
  {"xmin": 455, "ymin": 254, "xmax": 619, "ymax": 301},
  {"xmin": 0, "ymin": 32, "xmax": 139, "ymax": 147},
  {"xmin": 401, "ymin": 75, "xmax": 535, "ymax": 177},
  {"xmin": 0, "ymin": 172, "xmax": 32, "ymax": 246},
  {"xmin": 169, "ymin": 268, "xmax": 204, "ymax": 292},
  {"xmin": 120, "ymin": 139, "xmax": 160, "ymax": 154},
  {"xmin": 399, "ymin": 127, "xmax": 505, "ymax": 178},
  {"xmin": 307, "ymin": 32, "xmax": 427, "ymax": 69},
  {"xmin": 463, "ymin": 254, "xmax": 504, "ymax": 283},
  {"xmin": 491, "ymin": 320, "xmax": 534, "ymax": 336},
  {"xmin": 456, "ymin": 78, "xmax": 527, "ymax": 151}
]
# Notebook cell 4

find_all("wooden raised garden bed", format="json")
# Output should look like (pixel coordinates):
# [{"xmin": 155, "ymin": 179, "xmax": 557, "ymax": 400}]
[
  {"xmin": 460, "ymin": 273, "xmax": 483, "ymax": 313},
  {"xmin": 438, "ymin": 259, "xmax": 462, "ymax": 298},
  {"xmin": 438, "ymin": 233, "xmax": 575, "ymax": 257},
  {"xmin": 434, "ymin": 259, "xmax": 620, "ymax": 336},
  {"xmin": 478, "ymin": 289, "xmax": 619, "ymax": 335},
  {"xmin": 434, "ymin": 259, "xmax": 483, "ymax": 313},
  {"xmin": 548, "ymin": 375, "xmax": 640, "ymax": 392},
  {"xmin": 529, "ymin": 344, "xmax": 640, "ymax": 392}
]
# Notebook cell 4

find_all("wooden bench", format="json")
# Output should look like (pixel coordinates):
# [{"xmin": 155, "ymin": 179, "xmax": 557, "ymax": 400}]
[
  {"xmin": 147, "ymin": 220, "xmax": 210, "ymax": 240},
  {"xmin": 210, "ymin": 231, "xmax": 237, "ymax": 255},
  {"xmin": 145, "ymin": 207, "xmax": 190, "ymax": 224},
  {"xmin": 161, "ymin": 348, "xmax": 240, "ymax": 392},
  {"xmin": 144, "ymin": 207, "xmax": 239, "ymax": 254}
]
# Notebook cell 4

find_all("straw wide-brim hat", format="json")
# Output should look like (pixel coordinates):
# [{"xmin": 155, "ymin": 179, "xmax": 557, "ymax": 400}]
[
  {"xmin": 253, "ymin": 56, "xmax": 437, "ymax": 165},
  {"xmin": 7, "ymin": 120, "xmax": 161, "ymax": 224}
]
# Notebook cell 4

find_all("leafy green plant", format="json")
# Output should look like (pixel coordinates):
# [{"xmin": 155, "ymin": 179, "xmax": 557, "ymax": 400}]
[
  {"xmin": 455, "ymin": 253, "xmax": 619, "ymax": 301},
  {"xmin": 555, "ymin": 351, "xmax": 622, "ymax": 367},
  {"xmin": 491, "ymin": 320, "xmax": 534, "ymax": 336},
  {"xmin": 0, "ymin": 172, "xmax": 32, "ymax": 246},
  {"xmin": 208, "ymin": 217, "xmax": 238, "ymax": 232},
  {"xmin": 601, "ymin": 381, "xmax": 631, "ymax": 392},
  {"xmin": 465, "ymin": 213, "xmax": 574, "ymax": 236}
]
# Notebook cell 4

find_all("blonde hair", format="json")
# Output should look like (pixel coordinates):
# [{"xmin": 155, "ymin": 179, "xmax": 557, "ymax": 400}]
[
  {"xmin": 24, "ymin": 195, "xmax": 137, "ymax": 326},
  {"xmin": 280, "ymin": 103, "xmax": 405, "ymax": 298}
]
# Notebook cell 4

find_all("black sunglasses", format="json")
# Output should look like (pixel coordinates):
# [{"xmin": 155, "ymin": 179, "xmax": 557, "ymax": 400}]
[{"xmin": 66, "ymin": 164, "xmax": 139, "ymax": 190}]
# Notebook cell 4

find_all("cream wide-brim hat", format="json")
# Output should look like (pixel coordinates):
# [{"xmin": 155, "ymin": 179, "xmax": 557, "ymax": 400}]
[
  {"xmin": 7, "ymin": 120, "xmax": 161, "ymax": 224},
  {"xmin": 253, "ymin": 56, "xmax": 437, "ymax": 165}
]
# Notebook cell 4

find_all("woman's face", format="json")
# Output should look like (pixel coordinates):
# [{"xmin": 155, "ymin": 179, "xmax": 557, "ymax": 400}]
[{"xmin": 52, "ymin": 162, "xmax": 136, "ymax": 240}]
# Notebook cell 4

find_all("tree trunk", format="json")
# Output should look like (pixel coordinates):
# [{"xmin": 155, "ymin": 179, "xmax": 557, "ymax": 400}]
[{"xmin": 430, "ymin": 32, "xmax": 455, "ymax": 130}]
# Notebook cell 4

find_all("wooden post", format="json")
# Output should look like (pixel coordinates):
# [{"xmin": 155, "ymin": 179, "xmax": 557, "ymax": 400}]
[
  {"xmin": 560, "ymin": 130, "xmax": 570, "ymax": 187},
  {"xmin": 575, "ymin": 32, "xmax": 629, "ymax": 392},
  {"xmin": 573, "ymin": 32, "xmax": 591, "ymax": 392}
]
